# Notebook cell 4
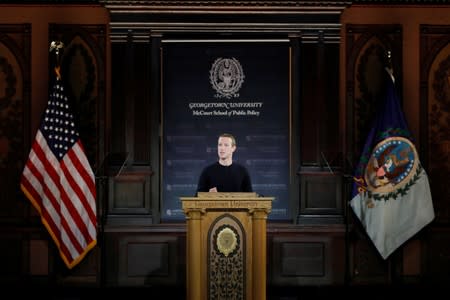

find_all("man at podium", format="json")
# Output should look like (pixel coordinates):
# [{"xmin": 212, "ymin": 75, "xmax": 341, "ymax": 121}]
[
  {"xmin": 184, "ymin": 133, "xmax": 271, "ymax": 300},
  {"xmin": 196, "ymin": 133, "xmax": 253, "ymax": 193}
]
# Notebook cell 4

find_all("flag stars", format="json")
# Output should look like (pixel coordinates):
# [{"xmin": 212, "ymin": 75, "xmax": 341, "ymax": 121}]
[{"xmin": 39, "ymin": 82, "xmax": 83, "ymax": 159}]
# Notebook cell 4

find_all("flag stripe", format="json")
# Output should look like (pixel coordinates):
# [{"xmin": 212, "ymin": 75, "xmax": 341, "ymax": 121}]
[
  {"xmin": 59, "ymin": 161, "xmax": 93, "ymax": 249},
  {"xmin": 23, "ymin": 141, "xmax": 62, "ymax": 229},
  {"xmin": 65, "ymin": 143, "xmax": 96, "ymax": 220}
]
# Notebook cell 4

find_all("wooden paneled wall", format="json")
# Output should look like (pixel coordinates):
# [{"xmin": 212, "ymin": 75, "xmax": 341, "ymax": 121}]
[
  {"xmin": 341, "ymin": 5, "xmax": 450, "ymax": 284},
  {"xmin": 0, "ymin": 4, "xmax": 110, "ymax": 286},
  {"xmin": 0, "ymin": 2, "xmax": 449, "ymax": 293}
]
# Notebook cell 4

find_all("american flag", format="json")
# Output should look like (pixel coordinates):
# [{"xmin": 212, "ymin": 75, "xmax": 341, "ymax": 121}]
[{"xmin": 20, "ymin": 78, "xmax": 97, "ymax": 269}]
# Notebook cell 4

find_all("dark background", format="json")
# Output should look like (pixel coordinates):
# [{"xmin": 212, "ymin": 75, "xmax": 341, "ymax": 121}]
[{"xmin": 162, "ymin": 42, "xmax": 290, "ymax": 221}]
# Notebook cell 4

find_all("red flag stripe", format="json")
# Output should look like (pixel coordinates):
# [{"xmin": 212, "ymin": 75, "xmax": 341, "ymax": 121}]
[
  {"xmin": 60, "ymin": 150, "xmax": 96, "ymax": 239},
  {"xmin": 64, "ymin": 142, "xmax": 97, "ymax": 222},
  {"xmin": 58, "ymin": 163, "xmax": 93, "ymax": 251},
  {"xmin": 29, "ymin": 133, "xmax": 62, "ymax": 211},
  {"xmin": 23, "ymin": 139, "xmax": 62, "ymax": 227},
  {"xmin": 59, "ymin": 205, "xmax": 85, "ymax": 259},
  {"xmin": 69, "ymin": 142, "xmax": 96, "ymax": 203},
  {"xmin": 21, "ymin": 164, "xmax": 61, "ymax": 240}
]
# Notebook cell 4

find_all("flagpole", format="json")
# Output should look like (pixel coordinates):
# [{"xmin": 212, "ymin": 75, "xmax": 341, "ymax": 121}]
[
  {"xmin": 49, "ymin": 39, "xmax": 106, "ymax": 281},
  {"xmin": 48, "ymin": 40, "xmax": 65, "ymax": 273},
  {"xmin": 384, "ymin": 49, "xmax": 398, "ymax": 282},
  {"xmin": 344, "ymin": 160, "xmax": 353, "ymax": 287}
]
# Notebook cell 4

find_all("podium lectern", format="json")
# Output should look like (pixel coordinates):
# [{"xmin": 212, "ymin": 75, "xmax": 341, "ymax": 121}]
[{"xmin": 181, "ymin": 192, "xmax": 272, "ymax": 300}]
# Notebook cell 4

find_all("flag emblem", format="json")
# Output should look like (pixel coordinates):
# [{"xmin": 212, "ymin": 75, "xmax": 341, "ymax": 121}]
[{"xmin": 364, "ymin": 136, "xmax": 419, "ymax": 196}]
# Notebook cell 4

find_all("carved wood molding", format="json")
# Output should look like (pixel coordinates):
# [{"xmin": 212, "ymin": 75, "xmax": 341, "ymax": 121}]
[
  {"xmin": 0, "ymin": 24, "xmax": 31, "ymax": 170},
  {"xmin": 0, "ymin": 24, "xmax": 31, "ymax": 218},
  {"xmin": 3, "ymin": 0, "xmax": 450, "ymax": 5},
  {"xmin": 419, "ymin": 24, "xmax": 450, "ymax": 225},
  {"xmin": 106, "ymin": 1, "xmax": 347, "ymax": 39},
  {"xmin": 345, "ymin": 24, "xmax": 402, "ymax": 163},
  {"xmin": 101, "ymin": 0, "xmax": 352, "ymax": 10},
  {"xmin": 99, "ymin": 0, "xmax": 449, "ymax": 7}
]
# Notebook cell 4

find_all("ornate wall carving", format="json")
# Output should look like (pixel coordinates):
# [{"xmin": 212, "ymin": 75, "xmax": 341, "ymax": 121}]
[
  {"xmin": 0, "ymin": 24, "xmax": 31, "ymax": 221},
  {"xmin": 420, "ymin": 25, "xmax": 450, "ymax": 225}
]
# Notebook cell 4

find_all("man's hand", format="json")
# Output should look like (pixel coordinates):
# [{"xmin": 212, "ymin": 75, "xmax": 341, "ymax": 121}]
[{"xmin": 209, "ymin": 187, "xmax": 218, "ymax": 192}]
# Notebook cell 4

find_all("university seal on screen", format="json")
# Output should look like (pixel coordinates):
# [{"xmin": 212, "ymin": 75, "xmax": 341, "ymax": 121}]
[{"xmin": 209, "ymin": 57, "xmax": 245, "ymax": 99}]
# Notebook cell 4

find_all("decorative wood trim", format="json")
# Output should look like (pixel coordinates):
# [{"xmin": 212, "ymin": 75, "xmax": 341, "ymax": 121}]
[
  {"xmin": 100, "ymin": 0, "xmax": 449, "ymax": 8},
  {"xmin": 102, "ymin": 1, "xmax": 352, "ymax": 11},
  {"xmin": 105, "ymin": 1, "xmax": 346, "ymax": 39},
  {"xmin": 0, "ymin": 23, "xmax": 31, "ymax": 222},
  {"xmin": 4, "ymin": 0, "xmax": 450, "ymax": 5},
  {"xmin": 419, "ymin": 24, "xmax": 450, "ymax": 225},
  {"xmin": 345, "ymin": 24, "xmax": 402, "ymax": 164}
]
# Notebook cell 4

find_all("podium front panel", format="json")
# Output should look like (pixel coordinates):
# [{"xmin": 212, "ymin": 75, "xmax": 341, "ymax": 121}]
[{"xmin": 182, "ymin": 194, "xmax": 272, "ymax": 300}]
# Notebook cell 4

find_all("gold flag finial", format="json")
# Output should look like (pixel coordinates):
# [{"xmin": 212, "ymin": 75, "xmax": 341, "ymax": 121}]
[
  {"xmin": 49, "ymin": 40, "xmax": 64, "ymax": 55},
  {"xmin": 49, "ymin": 41, "xmax": 64, "ymax": 80}
]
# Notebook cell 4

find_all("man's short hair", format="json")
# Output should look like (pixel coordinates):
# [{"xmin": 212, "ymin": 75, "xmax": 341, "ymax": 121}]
[{"xmin": 219, "ymin": 133, "xmax": 236, "ymax": 146}]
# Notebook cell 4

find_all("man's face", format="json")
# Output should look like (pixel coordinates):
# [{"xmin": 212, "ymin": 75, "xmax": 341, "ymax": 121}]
[{"xmin": 217, "ymin": 136, "xmax": 235, "ymax": 160}]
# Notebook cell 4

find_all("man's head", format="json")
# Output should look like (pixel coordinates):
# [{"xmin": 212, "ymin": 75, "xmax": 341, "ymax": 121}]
[{"xmin": 217, "ymin": 133, "xmax": 236, "ymax": 163}]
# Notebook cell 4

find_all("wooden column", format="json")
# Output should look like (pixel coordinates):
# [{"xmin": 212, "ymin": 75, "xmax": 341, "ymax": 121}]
[
  {"xmin": 251, "ymin": 208, "xmax": 269, "ymax": 300},
  {"xmin": 185, "ymin": 208, "xmax": 204, "ymax": 300}
]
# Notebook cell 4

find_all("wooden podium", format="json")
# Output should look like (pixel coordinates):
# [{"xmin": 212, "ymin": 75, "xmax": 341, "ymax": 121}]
[{"xmin": 181, "ymin": 192, "xmax": 272, "ymax": 300}]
